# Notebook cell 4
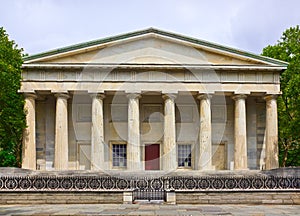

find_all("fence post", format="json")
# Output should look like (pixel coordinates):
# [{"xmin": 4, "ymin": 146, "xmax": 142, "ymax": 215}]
[
  {"xmin": 166, "ymin": 190, "xmax": 176, "ymax": 204},
  {"xmin": 123, "ymin": 190, "xmax": 133, "ymax": 204}
]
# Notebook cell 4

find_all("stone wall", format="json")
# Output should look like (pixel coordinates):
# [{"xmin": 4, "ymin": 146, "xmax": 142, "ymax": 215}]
[
  {"xmin": 176, "ymin": 192, "xmax": 300, "ymax": 205},
  {"xmin": 0, "ymin": 191, "xmax": 299, "ymax": 205},
  {"xmin": 0, "ymin": 192, "xmax": 123, "ymax": 204}
]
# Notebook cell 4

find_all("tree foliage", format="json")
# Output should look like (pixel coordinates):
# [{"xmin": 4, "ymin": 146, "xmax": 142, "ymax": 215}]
[
  {"xmin": 0, "ymin": 27, "xmax": 26, "ymax": 167},
  {"xmin": 262, "ymin": 25, "xmax": 300, "ymax": 167}
]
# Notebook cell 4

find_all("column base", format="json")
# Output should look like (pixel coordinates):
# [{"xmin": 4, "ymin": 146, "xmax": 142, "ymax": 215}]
[{"xmin": 234, "ymin": 168, "xmax": 249, "ymax": 171}]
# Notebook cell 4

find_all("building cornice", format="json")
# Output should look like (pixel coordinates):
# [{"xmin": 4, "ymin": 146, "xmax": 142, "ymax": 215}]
[{"xmin": 22, "ymin": 63, "xmax": 286, "ymax": 71}]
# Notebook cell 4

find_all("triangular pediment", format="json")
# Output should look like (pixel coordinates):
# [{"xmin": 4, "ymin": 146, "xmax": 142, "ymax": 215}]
[{"xmin": 23, "ymin": 28, "xmax": 288, "ymax": 67}]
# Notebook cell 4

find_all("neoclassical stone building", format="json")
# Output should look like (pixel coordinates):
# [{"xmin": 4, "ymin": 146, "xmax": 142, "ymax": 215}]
[{"xmin": 21, "ymin": 28, "xmax": 287, "ymax": 172}]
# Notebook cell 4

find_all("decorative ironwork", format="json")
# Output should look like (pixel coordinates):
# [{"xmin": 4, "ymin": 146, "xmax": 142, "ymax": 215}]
[
  {"xmin": 198, "ymin": 178, "xmax": 210, "ymax": 189},
  {"xmin": 133, "ymin": 188, "xmax": 166, "ymax": 201},
  {"xmin": 33, "ymin": 178, "xmax": 46, "ymax": 189},
  {"xmin": 212, "ymin": 178, "xmax": 224, "ymax": 189},
  {"xmin": 252, "ymin": 178, "xmax": 264, "ymax": 189},
  {"xmin": 75, "ymin": 178, "xmax": 87, "ymax": 190},
  {"xmin": 225, "ymin": 178, "xmax": 237, "ymax": 189},
  {"xmin": 88, "ymin": 178, "xmax": 101, "ymax": 189},
  {"xmin": 239, "ymin": 178, "xmax": 251, "ymax": 189},
  {"xmin": 0, "ymin": 175, "xmax": 298, "ymax": 192},
  {"xmin": 5, "ymin": 178, "xmax": 17, "ymax": 189},
  {"xmin": 170, "ymin": 178, "xmax": 183, "ymax": 190},
  {"xmin": 61, "ymin": 178, "xmax": 73, "ymax": 190},
  {"xmin": 20, "ymin": 178, "xmax": 31, "ymax": 189},
  {"xmin": 150, "ymin": 179, "xmax": 163, "ymax": 190},
  {"xmin": 47, "ymin": 178, "xmax": 59, "ymax": 189},
  {"xmin": 117, "ymin": 179, "xmax": 129, "ymax": 190},
  {"xmin": 136, "ymin": 179, "xmax": 148, "ymax": 190}
]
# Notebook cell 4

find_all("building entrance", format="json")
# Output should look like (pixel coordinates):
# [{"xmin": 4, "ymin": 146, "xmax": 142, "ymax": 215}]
[{"xmin": 145, "ymin": 144, "xmax": 160, "ymax": 170}]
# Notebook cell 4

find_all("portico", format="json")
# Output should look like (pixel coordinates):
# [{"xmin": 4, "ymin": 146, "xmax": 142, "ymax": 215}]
[{"xmin": 20, "ymin": 28, "xmax": 287, "ymax": 171}]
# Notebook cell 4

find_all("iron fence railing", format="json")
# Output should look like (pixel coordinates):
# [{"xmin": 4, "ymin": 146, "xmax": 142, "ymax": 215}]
[
  {"xmin": 133, "ymin": 188, "xmax": 166, "ymax": 201},
  {"xmin": 0, "ymin": 175, "xmax": 298, "ymax": 192}
]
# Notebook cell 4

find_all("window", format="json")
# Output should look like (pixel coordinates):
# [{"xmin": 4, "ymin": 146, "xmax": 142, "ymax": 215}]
[
  {"xmin": 112, "ymin": 144, "xmax": 127, "ymax": 167},
  {"xmin": 178, "ymin": 144, "xmax": 192, "ymax": 167}
]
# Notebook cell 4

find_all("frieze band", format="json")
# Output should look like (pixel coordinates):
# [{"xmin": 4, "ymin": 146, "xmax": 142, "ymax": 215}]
[{"xmin": 0, "ymin": 176, "xmax": 299, "ymax": 192}]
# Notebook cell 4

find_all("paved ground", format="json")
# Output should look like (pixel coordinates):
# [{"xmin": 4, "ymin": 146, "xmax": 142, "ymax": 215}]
[{"xmin": 0, "ymin": 203, "xmax": 299, "ymax": 216}]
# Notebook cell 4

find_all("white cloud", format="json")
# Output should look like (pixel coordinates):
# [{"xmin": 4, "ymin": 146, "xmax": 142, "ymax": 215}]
[{"xmin": 0, "ymin": 0, "xmax": 299, "ymax": 55}]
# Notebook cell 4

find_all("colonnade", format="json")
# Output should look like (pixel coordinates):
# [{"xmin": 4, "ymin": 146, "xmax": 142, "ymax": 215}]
[{"xmin": 22, "ymin": 92, "xmax": 279, "ymax": 171}]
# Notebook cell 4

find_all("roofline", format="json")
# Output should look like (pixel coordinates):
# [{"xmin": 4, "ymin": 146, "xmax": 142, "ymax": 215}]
[
  {"xmin": 22, "ymin": 63, "xmax": 287, "ymax": 71},
  {"xmin": 23, "ymin": 27, "xmax": 289, "ymax": 67}
]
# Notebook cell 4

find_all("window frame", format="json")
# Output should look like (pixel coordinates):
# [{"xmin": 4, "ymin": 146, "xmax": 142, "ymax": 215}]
[
  {"xmin": 110, "ymin": 141, "xmax": 127, "ymax": 169},
  {"xmin": 177, "ymin": 143, "xmax": 193, "ymax": 169}
]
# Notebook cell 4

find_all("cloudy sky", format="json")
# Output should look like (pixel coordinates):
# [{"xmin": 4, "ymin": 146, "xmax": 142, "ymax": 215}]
[{"xmin": 1, "ymin": 0, "xmax": 299, "ymax": 55}]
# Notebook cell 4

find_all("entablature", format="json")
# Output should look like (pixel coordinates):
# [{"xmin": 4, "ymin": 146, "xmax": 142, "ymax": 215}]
[
  {"xmin": 20, "ymin": 82, "xmax": 280, "ymax": 95},
  {"xmin": 22, "ymin": 66, "xmax": 280, "ymax": 84}
]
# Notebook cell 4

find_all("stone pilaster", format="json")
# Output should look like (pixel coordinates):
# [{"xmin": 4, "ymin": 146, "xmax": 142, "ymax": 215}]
[
  {"xmin": 22, "ymin": 93, "xmax": 37, "ymax": 170},
  {"xmin": 232, "ymin": 94, "xmax": 248, "ymax": 170},
  {"xmin": 127, "ymin": 93, "xmax": 141, "ymax": 171},
  {"xmin": 90, "ymin": 93, "xmax": 105, "ymax": 170},
  {"xmin": 197, "ymin": 94, "xmax": 212, "ymax": 170},
  {"xmin": 162, "ymin": 94, "xmax": 177, "ymax": 171},
  {"xmin": 264, "ymin": 95, "xmax": 279, "ymax": 169},
  {"xmin": 54, "ymin": 93, "xmax": 69, "ymax": 170}
]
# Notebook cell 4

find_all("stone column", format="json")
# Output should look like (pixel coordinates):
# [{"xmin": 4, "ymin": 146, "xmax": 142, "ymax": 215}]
[
  {"xmin": 232, "ymin": 94, "xmax": 248, "ymax": 170},
  {"xmin": 264, "ymin": 95, "xmax": 279, "ymax": 169},
  {"xmin": 22, "ymin": 93, "xmax": 37, "ymax": 170},
  {"xmin": 163, "ymin": 94, "xmax": 177, "ymax": 171},
  {"xmin": 54, "ymin": 93, "xmax": 69, "ymax": 170},
  {"xmin": 127, "ymin": 93, "xmax": 141, "ymax": 171},
  {"xmin": 197, "ymin": 94, "xmax": 212, "ymax": 170},
  {"xmin": 91, "ymin": 93, "xmax": 105, "ymax": 170}
]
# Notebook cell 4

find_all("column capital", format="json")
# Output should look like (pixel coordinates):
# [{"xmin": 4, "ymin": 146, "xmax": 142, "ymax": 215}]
[
  {"xmin": 162, "ymin": 93, "xmax": 177, "ymax": 101},
  {"xmin": 90, "ymin": 93, "xmax": 105, "ymax": 100},
  {"xmin": 264, "ymin": 94, "xmax": 278, "ymax": 101},
  {"xmin": 197, "ymin": 93, "xmax": 212, "ymax": 101},
  {"xmin": 54, "ymin": 93, "xmax": 69, "ymax": 100},
  {"xmin": 24, "ymin": 93, "xmax": 37, "ymax": 100},
  {"xmin": 232, "ymin": 94, "xmax": 247, "ymax": 101},
  {"xmin": 126, "ymin": 93, "xmax": 141, "ymax": 100}
]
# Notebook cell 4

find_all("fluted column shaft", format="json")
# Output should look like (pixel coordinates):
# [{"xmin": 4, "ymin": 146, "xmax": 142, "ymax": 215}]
[
  {"xmin": 91, "ymin": 93, "xmax": 105, "ymax": 170},
  {"xmin": 163, "ymin": 94, "xmax": 177, "ymax": 171},
  {"xmin": 264, "ymin": 95, "xmax": 279, "ymax": 169},
  {"xmin": 22, "ymin": 93, "xmax": 37, "ymax": 170},
  {"xmin": 233, "ymin": 94, "xmax": 248, "ymax": 170},
  {"xmin": 197, "ymin": 94, "xmax": 212, "ymax": 170},
  {"xmin": 54, "ymin": 93, "xmax": 69, "ymax": 170},
  {"xmin": 127, "ymin": 93, "xmax": 141, "ymax": 171}
]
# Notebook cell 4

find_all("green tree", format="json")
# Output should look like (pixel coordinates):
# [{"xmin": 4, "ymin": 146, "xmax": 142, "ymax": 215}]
[
  {"xmin": 262, "ymin": 25, "xmax": 300, "ymax": 167},
  {"xmin": 0, "ymin": 27, "xmax": 26, "ymax": 167}
]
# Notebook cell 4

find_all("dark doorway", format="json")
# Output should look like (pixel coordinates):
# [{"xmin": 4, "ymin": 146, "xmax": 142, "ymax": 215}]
[{"xmin": 145, "ymin": 144, "xmax": 160, "ymax": 170}]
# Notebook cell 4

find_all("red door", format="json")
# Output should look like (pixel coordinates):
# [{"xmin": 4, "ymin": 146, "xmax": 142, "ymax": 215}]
[{"xmin": 145, "ymin": 144, "xmax": 160, "ymax": 170}]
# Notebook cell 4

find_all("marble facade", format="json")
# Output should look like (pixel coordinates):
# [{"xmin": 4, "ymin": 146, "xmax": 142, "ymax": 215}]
[{"xmin": 20, "ymin": 28, "xmax": 286, "ymax": 171}]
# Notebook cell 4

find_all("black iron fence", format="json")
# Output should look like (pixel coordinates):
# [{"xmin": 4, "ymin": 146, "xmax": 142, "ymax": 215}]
[
  {"xmin": 133, "ymin": 188, "xmax": 166, "ymax": 201},
  {"xmin": 0, "ymin": 175, "xmax": 299, "ymax": 192}
]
